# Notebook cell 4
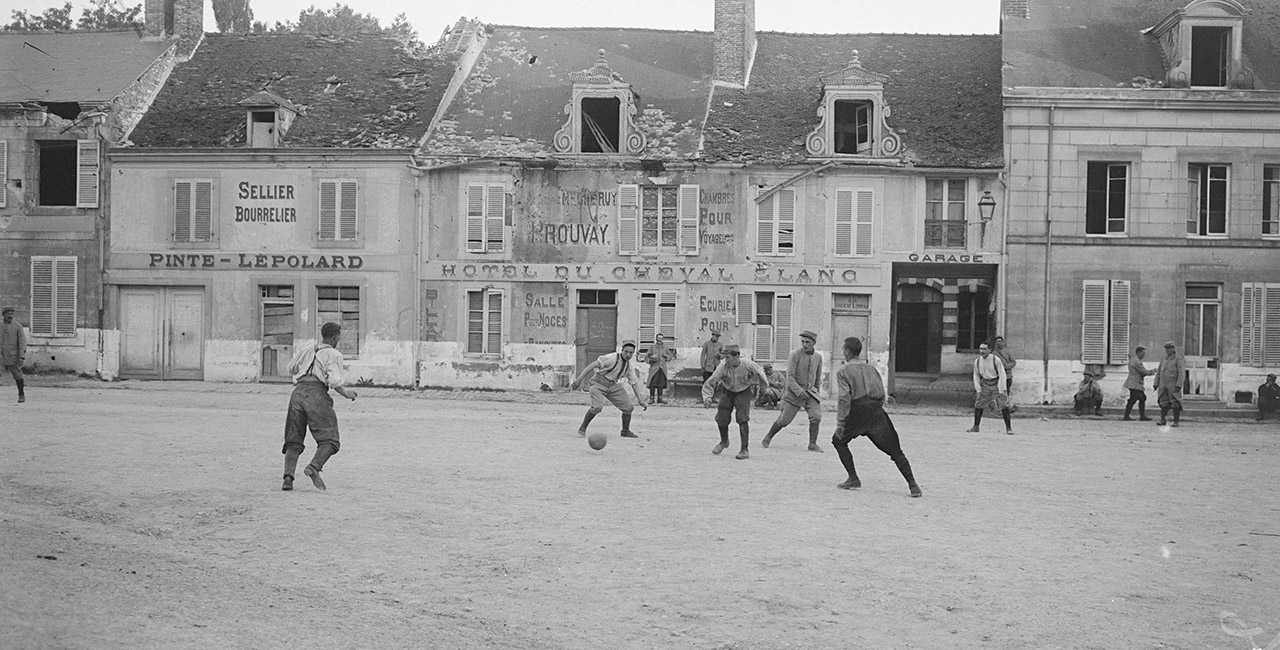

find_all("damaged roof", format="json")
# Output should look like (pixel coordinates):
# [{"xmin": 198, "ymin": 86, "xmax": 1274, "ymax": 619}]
[
  {"xmin": 1003, "ymin": 0, "xmax": 1280, "ymax": 89},
  {"xmin": 703, "ymin": 32, "xmax": 1004, "ymax": 168},
  {"xmin": 130, "ymin": 33, "xmax": 459, "ymax": 148},
  {"xmin": 422, "ymin": 26, "xmax": 715, "ymax": 160},
  {"xmin": 0, "ymin": 31, "xmax": 172, "ymax": 104}
]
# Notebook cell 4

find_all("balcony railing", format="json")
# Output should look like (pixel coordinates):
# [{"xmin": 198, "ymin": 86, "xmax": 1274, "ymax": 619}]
[{"xmin": 924, "ymin": 219, "xmax": 966, "ymax": 248}]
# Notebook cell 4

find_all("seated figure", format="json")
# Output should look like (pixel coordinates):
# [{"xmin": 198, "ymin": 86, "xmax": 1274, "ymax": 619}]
[
  {"xmin": 1074, "ymin": 372, "xmax": 1104, "ymax": 416},
  {"xmin": 755, "ymin": 365, "xmax": 785, "ymax": 409}
]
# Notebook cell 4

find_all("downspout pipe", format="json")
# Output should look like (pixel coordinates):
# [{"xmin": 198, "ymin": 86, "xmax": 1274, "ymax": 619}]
[{"xmin": 1041, "ymin": 106, "xmax": 1056, "ymax": 403}]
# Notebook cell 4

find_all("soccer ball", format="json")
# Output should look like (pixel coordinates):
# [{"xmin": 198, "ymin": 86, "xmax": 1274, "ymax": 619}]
[{"xmin": 587, "ymin": 432, "xmax": 607, "ymax": 450}]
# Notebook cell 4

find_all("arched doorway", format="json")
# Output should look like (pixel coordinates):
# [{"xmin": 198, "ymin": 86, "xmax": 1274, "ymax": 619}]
[{"xmin": 894, "ymin": 282, "xmax": 943, "ymax": 373}]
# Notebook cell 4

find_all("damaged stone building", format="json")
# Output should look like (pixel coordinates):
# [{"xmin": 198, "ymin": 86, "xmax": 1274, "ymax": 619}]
[
  {"xmin": 0, "ymin": 2, "xmax": 198, "ymax": 377},
  {"xmin": 414, "ymin": 0, "xmax": 1005, "ymax": 394}
]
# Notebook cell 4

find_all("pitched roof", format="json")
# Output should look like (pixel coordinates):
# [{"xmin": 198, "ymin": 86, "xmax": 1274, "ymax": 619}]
[
  {"xmin": 422, "ymin": 26, "xmax": 714, "ymax": 160},
  {"xmin": 0, "ymin": 31, "xmax": 172, "ymax": 103},
  {"xmin": 703, "ymin": 32, "xmax": 1004, "ymax": 167},
  {"xmin": 130, "ymin": 33, "xmax": 458, "ymax": 148},
  {"xmin": 1002, "ymin": 0, "xmax": 1280, "ymax": 89}
]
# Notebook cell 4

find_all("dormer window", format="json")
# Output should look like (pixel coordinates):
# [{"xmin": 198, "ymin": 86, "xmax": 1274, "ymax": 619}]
[
  {"xmin": 553, "ymin": 50, "xmax": 646, "ymax": 155},
  {"xmin": 806, "ymin": 51, "xmax": 902, "ymax": 159},
  {"xmin": 237, "ymin": 90, "xmax": 299, "ymax": 149},
  {"xmin": 1145, "ymin": 0, "xmax": 1251, "ymax": 89}
]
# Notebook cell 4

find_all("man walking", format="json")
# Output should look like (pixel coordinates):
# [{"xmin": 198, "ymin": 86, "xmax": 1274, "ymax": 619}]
[
  {"xmin": 702, "ymin": 343, "xmax": 768, "ymax": 459},
  {"xmin": 282, "ymin": 322, "xmax": 358, "ymax": 491},
  {"xmin": 1, "ymin": 306, "xmax": 27, "ymax": 403},
  {"xmin": 992, "ymin": 335, "xmax": 1017, "ymax": 411},
  {"xmin": 1154, "ymin": 341, "xmax": 1185, "ymax": 427},
  {"xmin": 967, "ymin": 341, "xmax": 1013, "ymax": 434},
  {"xmin": 700, "ymin": 331, "xmax": 723, "ymax": 382},
  {"xmin": 571, "ymin": 340, "xmax": 648, "ymax": 439},
  {"xmin": 761, "ymin": 330, "xmax": 824, "ymax": 452},
  {"xmin": 832, "ymin": 337, "xmax": 921, "ymax": 497},
  {"xmin": 1122, "ymin": 346, "xmax": 1155, "ymax": 421},
  {"xmin": 1258, "ymin": 374, "xmax": 1279, "ymax": 422}
]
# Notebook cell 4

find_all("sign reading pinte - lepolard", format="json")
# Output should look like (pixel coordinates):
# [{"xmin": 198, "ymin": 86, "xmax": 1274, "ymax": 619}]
[{"xmin": 234, "ymin": 181, "xmax": 298, "ymax": 224}]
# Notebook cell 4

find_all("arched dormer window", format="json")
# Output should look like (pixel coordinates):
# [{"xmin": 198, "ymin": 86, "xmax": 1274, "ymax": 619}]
[
  {"xmin": 1144, "ymin": 0, "xmax": 1253, "ymax": 89},
  {"xmin": 806, "ymin": 51, "xmax": 902, "ymax": 159},
  {"xmin": 553, "ymin": 50, "xmax": 646, "ymax": 155}
]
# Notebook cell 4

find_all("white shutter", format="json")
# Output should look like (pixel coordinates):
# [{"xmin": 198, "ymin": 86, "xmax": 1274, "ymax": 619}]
[
  {"xmin": 338, "ymin": 180, "xmax": 358, "ymax": 240},
  {"xmin": 618, "ymin": 184, "xmax": 639, "ymax": 255},
  {"xmin": 30, "ymin": 258, "xmax": 54, "ymax": 336},
  {"xmin": 834, "ymin": 190, "xmax": 853, "ymax": 256},
  {"xmin": 773, "ymin": 294, "xmax": 792, "ymax": 363},
  {"xmin": 1243, "ymin": 283, "xmax": 1260, "ymax": 366},
  {"xmin": 639, "ymin": 293, "xmax": 656, "ymax": 347},
  {"xmin": 319, "ymin": 180, "xmax": 337, "ymax": 240},
  {"xmin": 1266, "ymin": 284, "xmax": 1280, "ymax": 366},
  {"xmin": 487, "ymin": 290, "xmax": 503, "ymax": 355},
  {"xmin": 54, "ymin": 257, "xmax": 76, "ymax": 336},
  {"xmin": 855, "ymin": 189, "xmax": 874, "ymax": 256},
  {"xmin": 753, "ymin": 324, "xmax": 773, "ymax": 362},
  {"xmin": 75, "ymin": 139, "xmax": 99, "ymax": 208},
  {"xmin": 777, "ymin": 189, "xmax": 795, "ymax": 255},
  {"xmin": 736, "ymin": 292, "xmax": 754, "ymax": 325},
  {"xmin": 1108, "ymin": 280, "xmax": 1131, "ymax": 365},
  {"xmin": 659, "ymin": 291, "xmax": 677, "ymax": 339},
  {"xmin": 1081, "ymin": 280, "xmax": 1109, "ymax": 364},
  {"xmin": 757, "ymin": 190, "xmax": 775, "ymax": 255},
  {"xmin": 194, "ymin": 180, "xmax": 212, "ymax": 241},
  {"xmin": 485, "ymin": 183, "xmax": 505, "ymax": 252},
  {"xmin": 465, "ymin": 184, "xmax": 484, "ymax": 252},
  {"xmin": 174, "ymin": 180, "xmax": 192, "ymax": 242},
  {"xmin": 0, "ymin": 141, "xmax": 7, "ymax": 208},
  {"xmin": 678, "ymin": 184, "xmax": 699, "ymax": 254}
]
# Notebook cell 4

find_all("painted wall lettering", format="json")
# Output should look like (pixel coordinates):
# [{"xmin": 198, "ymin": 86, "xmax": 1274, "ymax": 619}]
[
  {"xmin": 234, "ymin": 181, "xmax": 299, "ymax": 224},
  {"xmin": 528, "ymin": 220, "xmax": 610, "ymax": 245},
  {"xmin": 559, "ymin": 188, "xmax": 617, "ymax": 206},
  {"xmin": 907, "ymin": 253, "xmax": 986, "ymax": 263},
  {"xmin": 146, "ymin": 253, "xmax": 363, "ymax": 270},
  {"xmin": 430, "ymin": 263, "xmax": 872, "ymax": 285}
]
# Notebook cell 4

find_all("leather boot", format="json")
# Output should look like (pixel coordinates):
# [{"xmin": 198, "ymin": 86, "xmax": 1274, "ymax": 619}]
[
  {"xmin": 282, "ymin": 449, "xmax": 301, "ymax": 491},
  {"xmin": 304, "ymin": 443, "xmax": 337, "ymax": 490},
  {"xmin": 807, "ymin": 420, "xmax": 824, "ymax": 452},
  {"xmin": 17, "ymin": 378, "xmax": 24, "ymax": 403},
  {"xmin": 894, "ymin": 456, "xmax": 922, "ymax": 497},
  {"xmin": 578, "ymin": 410, "xmax": 597, "ymax": 436},
  {"xmin": 761, "ymin": 421, "xmax": 783, "ymax": 448},
  {"xmin": 620, "ymin": 412, "xmax": 638, "ymax": 437},
  {"xmin": 713, "ymin": 424, "xmax": 729, "ymax": 455},
  {"xmin": 735, "ymin": 422, "xmax": 749, "ymax": 459}
]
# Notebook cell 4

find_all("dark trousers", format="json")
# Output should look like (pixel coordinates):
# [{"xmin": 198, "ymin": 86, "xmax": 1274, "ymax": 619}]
[
  {"xmin": 283, "ymin": 380, "xmax": 341, "ymax": 455},
  {"xmin": 715, "ymin": 388, "xmax": 753, "ymax": 449},
  {"xmin": 834, "ymin": 403, "xmax": 915, "ymax": 485},
  {"xmin": 1125, "ymin": 389, "xmax": 1147, "ymax": 417}
]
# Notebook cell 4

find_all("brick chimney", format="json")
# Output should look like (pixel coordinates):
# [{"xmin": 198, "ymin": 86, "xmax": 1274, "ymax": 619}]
[
  {"xmin": 1003, "ymin": 0, "xmax": 1030, "ymax": 19},
  {"xmin": 714, "ymin": 0, "xmax": 756, "ymax": 87},
  {"xmin": 145, "ymin": 0, "xmax": 204, "ymax": 57}
]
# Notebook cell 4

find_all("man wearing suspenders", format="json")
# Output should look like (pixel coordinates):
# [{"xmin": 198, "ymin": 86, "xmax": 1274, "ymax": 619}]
[
  {"xmin": 571, "ymin": 340, "xmax": 648, "ymax": 438},
  {"xmin": 281, "ymin": 322, "xmax": 358, "ymax": 491}
]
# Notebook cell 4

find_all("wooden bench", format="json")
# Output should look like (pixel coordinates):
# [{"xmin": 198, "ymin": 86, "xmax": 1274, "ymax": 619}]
[{"xmin": 668, "ymin": 375, "xmax": 706, "ymax": 400}]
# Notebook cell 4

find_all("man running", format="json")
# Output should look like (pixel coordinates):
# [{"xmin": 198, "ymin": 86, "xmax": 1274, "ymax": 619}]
[
  {"xmin": 761, "ymin": 330, "xmax": 825, "ymax": 452},
  {"xmin": 281, "ymin": 322, "xmax": 358, "ymax": 491},
  {"xmin": 702, "ymin": 343, "xmax": 768, "ymax": 459},
  {"xmin": 571, "ymin": 340, "xmax": 648, "ymax": 438},
  {"xmin": 832, "ymin": 337, "xmax": 921, "ymax": 497}
]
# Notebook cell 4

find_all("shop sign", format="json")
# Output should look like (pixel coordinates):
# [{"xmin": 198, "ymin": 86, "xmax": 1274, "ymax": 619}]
[
  {"xmin": 147, "ymin": 253, "xmax": 364, "ymax": 269},
  {"xmin": 907, "ymin": 252, "xmax": 988, "ymax": 263}
]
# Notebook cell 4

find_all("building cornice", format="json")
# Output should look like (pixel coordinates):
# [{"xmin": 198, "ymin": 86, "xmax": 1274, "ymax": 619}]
[
  {"xmin": 108, "ymin": 148, "xmax": 414, "ymax": 164},
  {"xmin": 1004, "ymin": 88, "xmax": 1280, "ymax": 111}
]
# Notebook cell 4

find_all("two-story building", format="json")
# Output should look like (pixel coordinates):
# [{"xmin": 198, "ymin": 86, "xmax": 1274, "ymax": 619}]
[
  {"xmin": 414, "ymin": 0, "xmax": 1005, "ymax": 393},
  {"xmin": 106, "ymin": 19, "xmax": 464, "ymax": 383},
  {"xmin": 0, "ymin": 0, "xmax": 197, "ymax": 377},
  {"xmin": 1002, "ymin": 0, "xmax": 1280, "ymax": 406}
]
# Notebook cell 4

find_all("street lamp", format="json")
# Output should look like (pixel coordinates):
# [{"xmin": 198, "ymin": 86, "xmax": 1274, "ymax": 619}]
[{"xmin": 978, "ymin": 190, "xmax": 997, "ymax": 222}]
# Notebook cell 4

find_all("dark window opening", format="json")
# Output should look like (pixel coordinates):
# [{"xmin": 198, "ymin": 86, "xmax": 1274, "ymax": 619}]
[
  {"xmin": 957, "ymin": 291, "xmax": 991, "ymax": 351},
  {"xmin": 1085, "ymin": 162, "xmax": 1127, "ymax": 234},
  {"xmin": 251, "ymin": 111, "xmax": 274, "ymax": 123},
  {"xmin": 40, "ymin": 102, "xmax": 81, "ymax": 121},
  {"xmin": 578, "ymin": 289, "xmax": 616, "ymax": 306},
  {"xmin": 755, "ymin": 293, "xmax": 774, "ymax": 327},
  {"xmin": 37, "ymin": 140, "xmax": 77, "ymax": 206},
  {"xmin": 1190, "ymin": 26, "xmax": 1230, "ymax": 87},
  {"xmin": 833, "ymin": 100, "xmax": 872, "ymax": 154},
  {"xmin": 580, "ymin": 97, "xmax": 620, "ymax": 153}
]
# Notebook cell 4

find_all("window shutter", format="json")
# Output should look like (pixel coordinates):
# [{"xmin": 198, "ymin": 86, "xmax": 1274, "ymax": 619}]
[
  {"xmin": 834, "ymin": 190, "xmax": 853, "ymax": 256},
  {"xmin": 0, "ymin": 141, "xmax": 7, "ymax": 208},
  {"xmin": 1108, "ymin": 280, "xmax": 1130, "ymax": 365},
  {"xmin": 659, "ymin": 291, "xmax": 677, "ymax": 339},
  {"xmin": 487, "ymin": 290, "xmax": 503, "ymax": 355},
  {"xmin": 465, "ymin": 184, "xmax": 484, "ymax": 252},
  {"xmin": 319, "ymin": 180, "xmax": 337, "ymax": 240},
  {"xmin": 736, "ymin": 292, "xmax": 754, "ymax": 325},
  {"xmin": 855, "ymin": 189, "xmax": 874, "ymax": 256},
  {"xmin": 466, "ymin": 290, "xmax": 483, "ymax": 353},
  {"xmin": 1242, "ymin": 283, "xmax": 1260, "ymax": 366},
  {"xmin": 194, "ymin": 181, "xmax": 212, "ymax": 241},
  {"xmin": 485, "ymin": 183, "xmax": 504, "ymax": 252},
  {"xmin": 777, "ymin": 189, "xmax": 795, "ymax": 255},
  {"xmin": 753, "ymin": 325, "xmax": 773, "ymax": 362},
  {"xmin": 618, "ymin": 184, "xmax": 639, "ymax": 255},
  {"xmin": 1266, "ymin": 284, "xmax": 1280, "ymax": 366},
  {"xmin": 757, "ymin": 190, "xmax": 775, "ymax": 255},
  {"xmin": 1081, "ymin": 280, "xmax": 1109, "ymax": 364},
  {"xmin": 639, "ymin": 293, "xmax": 656, "ymax": 347},
  {"xmin": 54, "ymin": 257, "xmax": 76, "ymax": 336},
  {"xmin": 76, "ymin": 139, "xmax": 99, "ymax": 208},
  {"xmin": 31, "ymin": 258, "xmax": 54, "ymax": 336},
  {"xmin": 773, "ymin": 294, "xmax": 792, "ymax": 363},
  {"xmin": 338, "ymin": 180, "xmax": 358, "ymax": 240},
  {"xmin": 678, "ymin": 184, "xmax": 699, "ymax": 254},
  {"xmin": 173, "ymin": 180, "xmax": 192, "ymax": 242}
]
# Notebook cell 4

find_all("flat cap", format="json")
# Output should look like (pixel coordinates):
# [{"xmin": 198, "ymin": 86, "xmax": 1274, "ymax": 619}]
[
  {"xmin": 0, "ymin": 306, "xmax": 13, "ymax": 314},
  {"xmin": 722, "ymin": 343, "xmax": 741, "ymax": 353},
  {"xmin": 619, "ymin": 340, "xmax": 637, "ymax": 349},
  {"xmin": 799, "ymin": 330, "xmax": 817, "ymax": 341},
  {"xmin": 1163, "ymin": 341, "xmax": 1176, "ymax": 348}
]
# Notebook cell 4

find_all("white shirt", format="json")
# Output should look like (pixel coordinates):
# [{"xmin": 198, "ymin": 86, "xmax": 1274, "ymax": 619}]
[{"xmin": 288, "ymin": 343, "xmax": 346, "ymax": 389}]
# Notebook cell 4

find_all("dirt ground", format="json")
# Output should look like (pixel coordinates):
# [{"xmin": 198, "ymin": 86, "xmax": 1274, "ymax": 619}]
[{"xmin": 2, "ymin": 384, "xmax": 1278, "ymax": 650}]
